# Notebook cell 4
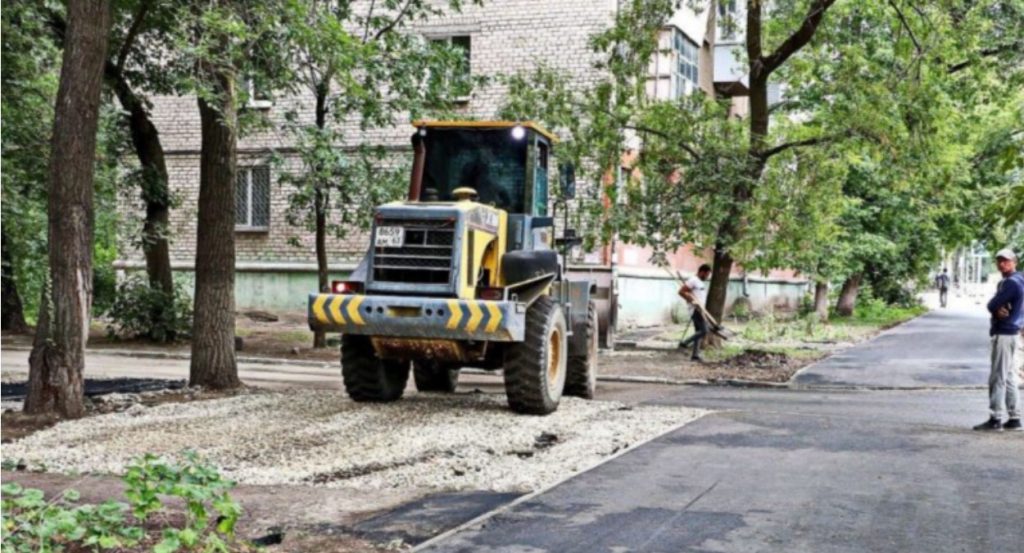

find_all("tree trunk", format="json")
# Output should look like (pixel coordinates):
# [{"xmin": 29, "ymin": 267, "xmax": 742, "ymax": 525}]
[
  {"xmin": 189, "ymin": 59, "xmax": 240, "ymax": 390},
  {"xmin": 835, "ymin": 273, "xmax": 862, "ymax": 317},
  {"xmin": 313, "ymin": 188, "xmax": 328, "ymax": 348},
  {"xmin": 1, "ymin": 233, "xmax": 30, "ymax": 334},
  {"xmin": 706, "ymin": 243, "xmax": 733, "ymax": 323},
  {"xmin": 312, "ymin": 83, "xmax": 328, "ymax": 349},
  {"xmin": 813, "ymin": 281, "xmax": 829, "ymax": 321},
  {"xmin": 24, "ymin": 0, "xmax": 112, "ymax": 417},
  {"xmin": 109, "ymin": 73, "xmax": 174, "ymax": 297}
]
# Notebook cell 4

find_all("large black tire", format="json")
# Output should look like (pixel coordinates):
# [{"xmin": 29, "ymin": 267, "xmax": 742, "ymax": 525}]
[
  {"xmin": 503, "ymin": 296, "xmax": 567, "ymax": 415},
  {"xmin": 341, "ymin": 335, "xmax": 410, "ymax": 402},
  {"xmin": 565, "ymin": 301, "xmax": 598, "ymax": 399},
  {"xmin": 413, "ymin": 361, "xmax": 460, "ymax": 393}
]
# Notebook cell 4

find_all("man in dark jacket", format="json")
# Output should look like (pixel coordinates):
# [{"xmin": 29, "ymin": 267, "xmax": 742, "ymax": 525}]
[{"xmin": 975, "ymin": 249, "xmax": 1023, "ymax": 431}]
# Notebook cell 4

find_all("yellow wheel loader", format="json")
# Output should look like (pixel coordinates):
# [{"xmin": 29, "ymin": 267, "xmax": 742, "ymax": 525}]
[{"xmin": 308, "ymin": 121, "xmax": 598, "ymax": 414}]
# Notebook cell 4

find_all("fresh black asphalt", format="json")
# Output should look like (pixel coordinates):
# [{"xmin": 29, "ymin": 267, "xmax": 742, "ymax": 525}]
[
  {"xmin": 793, "ymin": 307, "xmax": 992, "ymax": 388},
  {"xmin": 418, "ymin": 308, "xmax": 1024, "ymax": 552}
]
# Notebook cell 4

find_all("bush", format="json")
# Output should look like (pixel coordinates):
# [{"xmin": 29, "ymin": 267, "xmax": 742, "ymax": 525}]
[
  {"xmin": 729, "ymin": 297, "xmax": 753, "ymax": 321},
  {"xmin": 105, "ymin": 275, "xmax": 192, "ymax": 342},
  {"xmin": 1, "ymin": 452, "xmax": 243, "ymax": 553}
]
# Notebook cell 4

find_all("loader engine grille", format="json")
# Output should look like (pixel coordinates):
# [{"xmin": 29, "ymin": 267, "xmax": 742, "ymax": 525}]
[{"xmin": 372, "ymin": 218, "xmax": 456, "ymax": 285}]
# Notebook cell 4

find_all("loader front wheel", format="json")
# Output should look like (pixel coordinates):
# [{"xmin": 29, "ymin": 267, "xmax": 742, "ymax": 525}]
[
  {"xmin": 565, "ymin": 300, "xmax": 598, "ymax": 399},
  {"xmin": 341, "ymin": 335, "xmax": 409, "ymax": 402},
  {"xmin": 503, "ymin": 296, "xmax": 567, "ymax": 415},
  {"xmin": 413, "ymin": 361, "xmax": 460, "ymax": 393}
]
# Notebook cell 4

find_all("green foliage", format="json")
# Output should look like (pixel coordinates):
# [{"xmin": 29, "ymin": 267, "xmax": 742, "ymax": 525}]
[
  {"xmin": 1, "ymin": 482, "xmax": 142, "ymax": 552},
  {"xmin": 2, "ymin": 453, "xmax": 242, "ymax": 553},
  {"xmin": 500, "ymin": 0, "xmax": 1024, "ymax": 312},
  {"xmin": 105, "ymin": 275, "xmax": 193, "ymax": 343},
  {"xmin": 123, "ymin": 452, "xmax": 243, "ymax": 552},
  {"xmin": 839, "ymin": 297, "xmax": 928, "ymax": 326},
  {"xmin": 1, "ymin": 3, "xmax": 59, "ymax": 322},
  {"xmin": 2, "ymin": 2, "xmax": 125, "ymax": 323},
  {"xmin": 272, "ymin": 1, "xmax": 483, "ymax": 256}
]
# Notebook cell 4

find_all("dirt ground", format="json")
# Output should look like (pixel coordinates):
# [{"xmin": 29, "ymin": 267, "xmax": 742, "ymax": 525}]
[
  {"xmin": 1, "ymin": 470, "xmax": 412, "ymax": 552},
  {"xmin": 600, "ymin": 346, "xmax": 822, "ymax": 383}
]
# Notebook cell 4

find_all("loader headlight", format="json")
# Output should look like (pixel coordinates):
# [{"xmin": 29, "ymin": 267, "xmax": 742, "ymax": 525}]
[{"xmin": 511, "ymin": 125, "xmax": 526, "ymax": 140}]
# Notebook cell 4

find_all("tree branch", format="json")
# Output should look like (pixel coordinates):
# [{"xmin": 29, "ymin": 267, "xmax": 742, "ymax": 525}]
[
  {"xmin": 371, "ymin": 0, "xmax": 415, "ymax": 43},
  {"xmin": 758, "ymin": 132, "xmax": 847, "ymax": 160},
  {"xmin": 948, "ymin": 40, "xmax": 1024, "ymax": 73},
  {"xmin": 761, "ymin": 0, "xmax": 837, "ymax": 75},
  {"xmin": 116, "ymin": 0, "xmax": 152, "ymax": 75},
  {"xmin": 362, "ymin": 0, "xmax": 376, "ymax": 42},
  {"xmin": 886, "ymin": 0, "xmax": 921, "ymax": 54},
  {"xmin": 624, "ymin": 124, "xmax": 701, "ymax": 161}
]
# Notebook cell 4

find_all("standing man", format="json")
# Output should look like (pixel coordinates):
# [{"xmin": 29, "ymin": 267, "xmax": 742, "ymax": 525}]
[
  {"xmin": 975, "ymin": 249, "xmax": 1023, "ymax": 431},
  {"xmin": 935, "ymin": 268, "xmax": 951, "ymax": 308},
  {"xmin": 678, "ymin": 264, "xmax": 712, "ymax": 362}
]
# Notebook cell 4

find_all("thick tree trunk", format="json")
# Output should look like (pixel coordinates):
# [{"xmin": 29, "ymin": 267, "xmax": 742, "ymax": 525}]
[
  {"xmin": 706, "ymin": 243, "xmax": 734, "ymax": 323},
  {"xmin": 189, "ymin": 61, "xmax": 240, "ymax": 390},
  {"xmin": 813, "ymin": 281, "xmax": 829, "ymax": 321},
  {"xmin": 312, "ymin": 83, "xmax": 329, "ymax": 349},
  {"xmin": 835, "ymin": 273, "xmax": 862, "ymax": 317},
  {"xmin": 25, "ymin": 0, "xmax": 112, "ymax": 417},
  {"xmin": 1, "ymin": 233, "xmax": 30, "ymax": 334},
  {"xmin": 109, "ymin": 74, "xmax": 174, "ymax": 296}
]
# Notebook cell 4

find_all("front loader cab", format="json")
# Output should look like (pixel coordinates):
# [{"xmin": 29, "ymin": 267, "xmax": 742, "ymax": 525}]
[{"xmin": 410, "ymin": 121, "xmax": 554, "ymax": 217}]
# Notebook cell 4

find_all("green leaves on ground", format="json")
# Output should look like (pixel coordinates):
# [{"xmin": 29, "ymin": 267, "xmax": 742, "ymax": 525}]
[{"xmin": 2, "ymin": 452, "xmax": 242, "ymax": 553}]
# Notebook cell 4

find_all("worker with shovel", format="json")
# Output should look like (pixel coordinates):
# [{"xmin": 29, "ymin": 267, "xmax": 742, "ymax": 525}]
[{"xmin": 678, "ymin": 264, "xmax": 712, "ymax": 362}]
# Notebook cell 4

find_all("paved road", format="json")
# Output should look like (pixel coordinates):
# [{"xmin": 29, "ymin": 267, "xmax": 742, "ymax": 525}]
[
  {"xmin": 793, "ymin": 306, "xmax": 993, "ymax": 388},
  {"xmin": 420, "ymin": 308, "xmax": 1024, "ymax": 553}
]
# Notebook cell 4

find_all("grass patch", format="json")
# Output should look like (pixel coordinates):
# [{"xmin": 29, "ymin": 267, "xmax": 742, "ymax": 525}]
[
  {"xmin": 832, "ymin": 300, "xmax": 928, "ymax": 328},
  {"xmin": 671, "ymin": 300, "xmax": 928, "ymax": 349}
]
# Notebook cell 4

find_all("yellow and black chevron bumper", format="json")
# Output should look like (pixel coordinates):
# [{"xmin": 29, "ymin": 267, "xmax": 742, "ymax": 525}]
[{"xmin": 308, "ymin": 294, "xmax": 526, "ymax": 342}]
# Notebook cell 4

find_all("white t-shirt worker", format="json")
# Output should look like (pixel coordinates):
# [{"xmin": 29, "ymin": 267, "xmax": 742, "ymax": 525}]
[{"xmin": 677, "ymin": 264, "xmax": 712, "ymax": 362}]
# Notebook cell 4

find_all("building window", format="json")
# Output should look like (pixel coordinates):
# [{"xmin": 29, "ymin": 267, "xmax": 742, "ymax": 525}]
[
  {"xmin": 647, "ymin": 27, "xmax": 699, "ymax": 100},
  {"xmin": 244, "ymin": 77, "xmax": 273, "ymax": 110},
  {"xmin": 430, "ymin": 35, "xmax": 472, "ymax": 101},
  {"xmin": 717, "ymin": 0, "xmax": 739, "ymax": 40},
  {"xmin": 236, "ymin": 165, "xmax": 270, "ymax": 231}
]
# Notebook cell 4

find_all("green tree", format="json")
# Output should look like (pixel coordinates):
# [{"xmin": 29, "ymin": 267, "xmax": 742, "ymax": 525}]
[
  {"xmin": 274, "ymin": 0, "xmax": 477, "ymax": 348},
  {"xmin": 505, "ymin": 0, "xmax": 1024, "ymax": 321},
  {"xmin": 1, "ymin": 2, "xmax": 58, "ymax": 334}
]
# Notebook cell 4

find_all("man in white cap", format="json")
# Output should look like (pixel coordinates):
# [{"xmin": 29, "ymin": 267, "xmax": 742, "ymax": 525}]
[{"xmin": 975, "ymin": 248, "xmax": 1023, "ymax": 431}]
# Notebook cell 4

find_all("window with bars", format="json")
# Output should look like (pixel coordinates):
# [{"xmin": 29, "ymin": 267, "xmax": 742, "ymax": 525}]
[
  {"xmin": 647, "ymin": 27, "xmax": 699, "ymax": 100},
  {"xmin": 236, "ymin": 165, "xmax": 270, "ymax": 230}
]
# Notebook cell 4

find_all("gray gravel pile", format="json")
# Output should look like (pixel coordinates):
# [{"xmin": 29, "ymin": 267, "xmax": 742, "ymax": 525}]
[{"xmin": 3, "ymin": 390, "xmax": 706, "ymax": 492}]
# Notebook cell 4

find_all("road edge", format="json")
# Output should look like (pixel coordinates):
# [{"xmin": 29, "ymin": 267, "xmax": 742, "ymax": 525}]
[{"xmin": 408, "ymin": 409, "xmax": 714, "ymax": 552}]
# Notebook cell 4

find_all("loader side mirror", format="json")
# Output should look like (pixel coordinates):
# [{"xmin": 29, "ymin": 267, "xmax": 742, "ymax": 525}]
[{"xmin": 559, "ymin": 162, "xmax": 576, "ymax": 200}]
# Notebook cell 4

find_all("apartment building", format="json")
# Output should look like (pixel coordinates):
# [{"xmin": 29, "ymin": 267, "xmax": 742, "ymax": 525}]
[{"xmin": 117, "ymin": 0, "xmax": 808, "ymax": 328}]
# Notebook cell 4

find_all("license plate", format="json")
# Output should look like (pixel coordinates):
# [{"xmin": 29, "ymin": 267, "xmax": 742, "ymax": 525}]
[{"xmin": 375, "ymin": 226, "xmax": 404, "ymax": 248}]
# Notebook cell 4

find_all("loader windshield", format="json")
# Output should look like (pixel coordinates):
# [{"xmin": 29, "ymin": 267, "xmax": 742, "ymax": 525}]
[{"xmin": 420, "ymin": 129, "xmax": 527, "ymax": 212}]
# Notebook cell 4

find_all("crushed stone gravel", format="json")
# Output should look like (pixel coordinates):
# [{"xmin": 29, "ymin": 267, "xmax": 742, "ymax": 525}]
[{"xmin": 3, "ymin": 390, "xmax": 706, "ymax": 492}]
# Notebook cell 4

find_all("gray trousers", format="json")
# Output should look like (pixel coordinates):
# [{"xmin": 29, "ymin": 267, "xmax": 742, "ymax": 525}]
[{"xmin": 989, "ymin": 334, "xmax": 1022, "ymax": 420}]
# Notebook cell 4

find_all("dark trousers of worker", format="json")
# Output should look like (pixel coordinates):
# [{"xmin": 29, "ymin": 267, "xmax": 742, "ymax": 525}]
[
  {"xmin": 939, "ymin": 287, "xmax": 948, "ymax": 307},
  {"xmin": 681, "ymin": 309, "xmax": 708, "ymax": 358}
]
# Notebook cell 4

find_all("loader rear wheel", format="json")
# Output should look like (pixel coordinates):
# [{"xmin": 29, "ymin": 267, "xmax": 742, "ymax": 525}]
[
  {"xmin": 503, "ymin": 296, "xmax": 567, "ymax": 415},
  {"xmin": 565, "ymin": 301, "xmax": 598, "ymax": 399},
  {"xmin": 413, "ymin": 361, "xmax": 460, "ymax": 393},
  {"xmin": 341, "ymin": 335, "xmax": 409, "ymax": 402}
]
